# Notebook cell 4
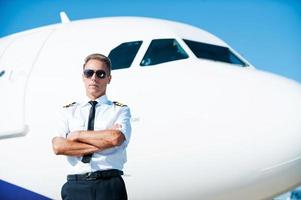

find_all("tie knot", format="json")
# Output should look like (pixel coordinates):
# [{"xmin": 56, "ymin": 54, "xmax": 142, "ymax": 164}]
[{"xmin": 89, "ymin": 100, "xmax": 98, "ymax": 107}]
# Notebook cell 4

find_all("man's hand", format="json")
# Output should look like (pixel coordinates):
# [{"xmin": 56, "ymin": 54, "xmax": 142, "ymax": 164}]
[
  {"xmin": 67, "ymin": 131, "xmax": 81, "ymax": 141},
  {"xmin": 110, "ymin": 123, "xmax": 122, "ymax": 130}
]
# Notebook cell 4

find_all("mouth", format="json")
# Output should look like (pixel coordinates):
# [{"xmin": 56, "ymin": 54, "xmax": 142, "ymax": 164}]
[{"xmin": 89, "ymin": 84, "xmax": 99, "ymax": 88}]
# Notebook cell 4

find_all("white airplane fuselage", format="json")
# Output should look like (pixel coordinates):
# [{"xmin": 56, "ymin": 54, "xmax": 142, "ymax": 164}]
[{"xmin": 0, "ymin": 17, "xmax": 301, "ymax": 200}]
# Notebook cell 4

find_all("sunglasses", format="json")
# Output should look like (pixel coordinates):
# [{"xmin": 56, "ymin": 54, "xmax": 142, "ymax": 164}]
[{"xmin": 83, "ymin": 69, "xmax": 107, "ymax": 79}]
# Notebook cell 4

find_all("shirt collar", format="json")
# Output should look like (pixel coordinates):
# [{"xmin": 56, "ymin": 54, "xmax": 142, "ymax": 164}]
[{"xmin": 80, "ymin": 94, "xmax": 109, "ymax": 107}]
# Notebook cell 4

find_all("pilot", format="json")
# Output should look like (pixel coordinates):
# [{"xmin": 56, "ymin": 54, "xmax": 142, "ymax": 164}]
[{"xmin": 52, "ymin": 53, "xmax": 131, "ymax": 200}]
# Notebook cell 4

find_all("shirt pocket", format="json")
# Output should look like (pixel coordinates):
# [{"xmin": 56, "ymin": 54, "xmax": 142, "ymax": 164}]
[
  {"xmin": 94, "ymin": 115, "xmax": 116, "ymax": 130},
  {"xmin": 68, "ymin": 118, "xmax": 85, "ymax": 132}
]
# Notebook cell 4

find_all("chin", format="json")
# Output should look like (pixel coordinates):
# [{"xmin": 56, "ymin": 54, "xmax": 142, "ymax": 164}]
[{"xmin": 89, "ymin": 91, "xmax": 103, "ymax": 98}]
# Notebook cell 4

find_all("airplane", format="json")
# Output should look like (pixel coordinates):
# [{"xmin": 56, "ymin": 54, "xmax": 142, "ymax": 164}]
[{"xmin": 0, "ymin": 12, "xmax": 301, "ymax": 200}]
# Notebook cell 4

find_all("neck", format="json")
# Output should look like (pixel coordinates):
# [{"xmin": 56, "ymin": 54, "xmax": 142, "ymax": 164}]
[{"xmin": 87, "ymin": 92, "xmax": 105, "ymax": 100}]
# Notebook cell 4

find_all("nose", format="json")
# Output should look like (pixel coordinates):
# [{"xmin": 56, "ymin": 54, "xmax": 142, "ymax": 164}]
[{"xmin": 91, "ymin": 72, "xmax": 97, "ymax": 81}]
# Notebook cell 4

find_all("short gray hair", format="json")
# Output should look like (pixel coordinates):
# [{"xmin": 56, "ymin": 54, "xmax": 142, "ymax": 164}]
[{"xmin": 83, "ymin": 53, "xmax": 112, "ymax": 75}]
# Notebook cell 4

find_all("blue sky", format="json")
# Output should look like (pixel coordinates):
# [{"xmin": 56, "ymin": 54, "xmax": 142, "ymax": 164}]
[{"xmin": 0, "ymin": 0, "xmax": 300, "ymax": 82}]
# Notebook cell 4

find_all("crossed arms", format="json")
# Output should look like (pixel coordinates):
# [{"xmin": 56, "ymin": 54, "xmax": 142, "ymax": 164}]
[{"xmin": 52, "ymin": 124, "xmax": 125, "ymax": 156}]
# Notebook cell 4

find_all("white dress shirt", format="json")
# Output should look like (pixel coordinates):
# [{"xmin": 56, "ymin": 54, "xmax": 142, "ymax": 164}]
[{"xmin": 57, "ymin": 95, "xmax": 131, "ymax": 174}]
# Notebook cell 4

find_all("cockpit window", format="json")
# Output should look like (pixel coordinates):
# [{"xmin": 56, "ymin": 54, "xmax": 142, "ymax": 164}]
[
  {"xmin": 140, "ymin": 39, "xmax": 188, "ymax": 66},
  {"xmin": 109, "ymin": 41, "xmax": 142, "ymax": 70},
  {"xmin": 183, "ymin": 39, "xmax": 247, "ymax": 67}
]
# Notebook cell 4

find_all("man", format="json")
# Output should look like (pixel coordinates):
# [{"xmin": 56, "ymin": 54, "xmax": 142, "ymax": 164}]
[{"xmin": 52, "ymin": 53, "xmax": 131, "ymax": 200}]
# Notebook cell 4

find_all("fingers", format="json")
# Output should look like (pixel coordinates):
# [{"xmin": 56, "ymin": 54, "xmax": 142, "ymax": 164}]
[
  {"xmin": 67, "ymin": 131, "xmax": 79, "ymax": 141},
  {"xmin": 111, "ymin": 123, "xmax": 122, "ymax": 130}
]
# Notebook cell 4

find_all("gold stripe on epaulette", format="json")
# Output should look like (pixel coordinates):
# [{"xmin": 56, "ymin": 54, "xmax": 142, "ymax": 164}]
[
  {"xmin": 63, "ymin": 102, "xmax": 76, "ymax": 108},
  {"xmin": 113, "ymin": 101, "xmax": 127, "ymax": 107}
]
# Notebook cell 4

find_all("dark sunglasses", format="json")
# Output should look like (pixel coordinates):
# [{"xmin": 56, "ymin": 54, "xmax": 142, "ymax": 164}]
[{"xmin": 83, "ymin": 69, "xmax": 107, "ymax": 79}]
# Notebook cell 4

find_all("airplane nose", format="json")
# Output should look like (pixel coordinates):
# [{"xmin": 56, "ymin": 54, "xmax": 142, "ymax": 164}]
[
  {"xmin": 199, "ymin": 69, "xmax": 301, "ymax": 199},
  {"xmin": 254, "ymin": 73, "xmax": 301, "ymax": 193},
  {"xmin": 124, "ymin": 64, "xmax": 301, "ymax": 199},
  {"xmin": 182, "ymin": 68, "xmax": 301, "ymax": 199},
  {"xmin": 258, "ymin": 73, "xmax": 301, "ymax": 145},
  {"xmin": 173, "ymin": 67, "xmax": 301, "ymax": 198}
]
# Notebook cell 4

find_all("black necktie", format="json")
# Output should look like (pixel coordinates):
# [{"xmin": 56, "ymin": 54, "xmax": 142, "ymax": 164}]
[{"xmin": 81, "ymin": 100, "xmax": 98, "ymax": 163}]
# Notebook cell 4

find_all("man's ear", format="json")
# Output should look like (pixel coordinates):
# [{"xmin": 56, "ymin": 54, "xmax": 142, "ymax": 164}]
[{"xmin": 108, "ymin": 75, "xmax": 112, "ymax": 84}]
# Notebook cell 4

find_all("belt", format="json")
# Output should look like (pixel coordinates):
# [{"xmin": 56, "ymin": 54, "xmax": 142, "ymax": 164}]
[{"xmin": 67, "ymin": 169, "xmax": 123, "ymax": 181}]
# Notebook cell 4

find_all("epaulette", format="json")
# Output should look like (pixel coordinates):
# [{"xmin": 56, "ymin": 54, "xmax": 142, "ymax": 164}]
[
  {"xmin": 113, "ymin": 101, "xmax": 127, "ymax": 107},
  {"xmin": 63, "ymin": 102, "xmax": 76, "ymax": 108}
]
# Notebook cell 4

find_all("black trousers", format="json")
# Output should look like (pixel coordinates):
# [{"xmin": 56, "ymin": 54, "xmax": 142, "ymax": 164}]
[{"xmin": 61, "ymin": 175, "xmax": 127, "ymax": 200}]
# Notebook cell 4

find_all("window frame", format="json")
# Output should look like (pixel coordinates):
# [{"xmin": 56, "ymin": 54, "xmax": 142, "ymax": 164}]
[
  {"xmin": 108, "ymin": 40, "xmax": 143, "ymax": 70},
  {"xmin": 183, "ymin": 39, "xmax": 248, "ymax": 67},
  {"xmin": 140, "ymin": 38, "xmax": 189, "ymax": 66}
]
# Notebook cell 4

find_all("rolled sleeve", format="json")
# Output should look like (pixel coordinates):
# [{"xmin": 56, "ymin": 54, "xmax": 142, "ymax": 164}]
[{"xmin": 115, "ymin": 106, "xmax": 132, "ymax": 143}]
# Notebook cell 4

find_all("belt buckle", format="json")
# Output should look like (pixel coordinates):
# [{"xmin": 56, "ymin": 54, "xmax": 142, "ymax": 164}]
[{"xmin": 85, "ymin": 172, "xmax": 96, "ymax": 180}]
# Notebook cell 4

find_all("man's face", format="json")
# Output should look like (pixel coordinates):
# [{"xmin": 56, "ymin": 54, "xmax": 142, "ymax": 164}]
[{"xmin": 82, "ymin": 59, "xmax": 111, "ymax": 100}]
